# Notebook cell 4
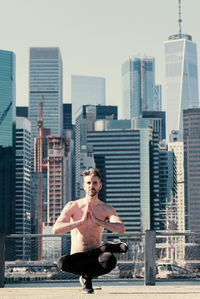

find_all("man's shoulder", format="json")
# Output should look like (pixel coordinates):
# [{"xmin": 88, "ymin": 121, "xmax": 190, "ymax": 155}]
[
  {"xmin": 99, "ymin": 200, "xmax": 114, "ymax": 211},
  {"xmin": 65, "ymin": 198, "xmax": 84, "ymax": 207}
]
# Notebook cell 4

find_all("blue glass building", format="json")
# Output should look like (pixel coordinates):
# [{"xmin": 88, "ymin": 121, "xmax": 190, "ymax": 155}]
[
  {"xmin": 121, "ymin": 57, "xmax": 155, "ymax": 120},
  {"xmin": 0, "ymin": 50, "xmax": 16, "ymax": 147},
  {"xmin": 0, "ymin": 50, "xmax": 16, "ymax": 247},
  {"xmin": 71, "ymin": 75, "xmax": 106, "ymax": 124}
]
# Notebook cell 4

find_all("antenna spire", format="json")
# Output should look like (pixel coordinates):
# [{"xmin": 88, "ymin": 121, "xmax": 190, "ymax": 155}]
[{"xmin": 178, "ymin": 0, "xmax": 182, "ymax": 36}]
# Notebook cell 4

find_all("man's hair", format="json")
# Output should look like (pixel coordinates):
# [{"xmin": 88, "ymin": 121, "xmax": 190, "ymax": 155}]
[{"xmin": 82, "ymin": 168, "xmax": 101, "ymax": 179}]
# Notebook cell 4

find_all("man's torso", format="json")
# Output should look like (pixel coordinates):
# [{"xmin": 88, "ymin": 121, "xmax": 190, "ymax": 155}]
[{"xmin": 70, "ymin": 199, "xmax": 110, "ymax": 254}]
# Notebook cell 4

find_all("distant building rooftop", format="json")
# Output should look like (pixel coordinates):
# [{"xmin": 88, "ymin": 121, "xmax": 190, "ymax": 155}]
[{"xmin": 168, "ymin": 34, "xmax": 192, "ymax": 41}]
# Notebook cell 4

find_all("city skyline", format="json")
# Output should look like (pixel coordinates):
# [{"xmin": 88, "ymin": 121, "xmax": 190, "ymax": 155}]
[{"xmin": 1, "ymin": 0, "xmax": 200, "ymax": 118}]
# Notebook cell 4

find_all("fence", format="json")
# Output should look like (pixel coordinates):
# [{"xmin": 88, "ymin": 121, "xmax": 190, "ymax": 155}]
[{"xmin": 1, "ymin": 230, "xmax": 200, "ymax": 288}]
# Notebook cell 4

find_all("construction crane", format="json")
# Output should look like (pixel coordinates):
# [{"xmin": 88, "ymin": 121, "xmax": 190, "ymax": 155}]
[
  {"xmin": 37, "ymin": 95, "xmax": 44, "ymax": 260},
  {"xmin": 0, "ymin": 102, "xmax": 12, "ymax": 126}
]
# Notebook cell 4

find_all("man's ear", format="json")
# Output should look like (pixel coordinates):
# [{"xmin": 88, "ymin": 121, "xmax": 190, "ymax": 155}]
[
  {"xmin": 83, "ymin": 183, "xmax": 85, "ymax": 190},
  {"xmin": 99, "ymin": 183, "xmax": 102, "ymax": 190}
]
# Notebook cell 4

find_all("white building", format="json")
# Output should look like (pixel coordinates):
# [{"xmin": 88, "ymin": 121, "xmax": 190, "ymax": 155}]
[
  {"xmin": 164, "ymin": 34, "xmax": 199, "ymax": 141},
  {"xmin": 168, "ymin": 140, "xmax": 185, "ymax": 262},
  {"xmin": 15, "ymin": 117, "xmax": 31, "ymax": 259},
  {"xmin": 168, "ymin": 141, "xmax": 185, "ymax": 231}
]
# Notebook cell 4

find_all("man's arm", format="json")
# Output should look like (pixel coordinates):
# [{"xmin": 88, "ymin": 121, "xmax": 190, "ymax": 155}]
[
  {"xmin": 90, "ymin": 206, "xmax": 125, "ymax": 235},
  {"xmin": 52, "ymin": 201, "xmax": 89, "ymax": 235}
]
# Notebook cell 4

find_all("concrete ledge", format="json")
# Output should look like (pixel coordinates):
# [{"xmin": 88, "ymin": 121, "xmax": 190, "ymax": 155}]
[{"xmin": 1, "ymin": 286, "xmax": 200, "ymax": 299}]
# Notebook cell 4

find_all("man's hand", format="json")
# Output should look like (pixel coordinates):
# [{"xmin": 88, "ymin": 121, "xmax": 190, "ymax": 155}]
[
  {"xmin": 80, "ymin": 202, "xmax": 90, "ymax": 224},
  {"xmin": 89, "ymin": 205, "xmax": 99, "ymax": 225}
]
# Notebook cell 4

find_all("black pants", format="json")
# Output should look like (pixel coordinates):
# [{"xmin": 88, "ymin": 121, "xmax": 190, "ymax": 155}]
[{"xmin": 57, "ymin": 247, "xmax": 117, "ymax": 279}]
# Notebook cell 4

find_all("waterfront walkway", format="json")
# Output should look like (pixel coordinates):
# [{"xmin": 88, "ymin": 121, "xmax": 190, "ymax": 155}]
[{"xmin": 1, "ymin": 285, "xmax": 200, "ymax": 299}]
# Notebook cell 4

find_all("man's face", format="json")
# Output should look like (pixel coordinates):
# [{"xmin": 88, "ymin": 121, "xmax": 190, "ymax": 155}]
[{"xmin": 83, "ymin": 175, "xmax": 102, "ymax": 197}]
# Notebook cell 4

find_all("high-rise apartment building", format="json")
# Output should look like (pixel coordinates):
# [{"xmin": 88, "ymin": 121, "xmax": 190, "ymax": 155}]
[
  {"xmin": 75, "ymin": 105, "xmax": 117, "ymax": 199},
  {"xmin": 121, "ymin": 57, "xmax": 155, "ymax": 120},
  {"xmin": 164, "ymin": 33, "xmax": 199, "ymax": 140},
  {"xmin": 29, "ymin": 47, "xmax": 63, "ymax": 142},
  {"xmin": 15, "ymin": 117, "xmax": 31, "ymax": 259},
  {"xmin": 71, "ymin": 75, "xmax": 105, "ymax": 123},
  {"xmin": 184, "ymin": 108, "xmax": 200, "ymax": 231}
]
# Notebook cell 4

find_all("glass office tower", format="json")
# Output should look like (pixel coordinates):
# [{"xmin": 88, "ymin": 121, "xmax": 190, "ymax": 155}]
[
  {"xmin": 164, "ymin": 34, "xmax": 199, "ymax": 140},
  {"xmin": 71, "ymin": 75, "xmax": 105, "ymax": 124},
  {"xmin": 121, "ymin": 57, "xmax": 155, "ymax": 120},
  {"xmin": 0, "ymin": 50, "xmax": 16, "ymax": 147},
  {"xmin": 29, "ymin": 47, "xmax": 63, "ymax": 141},
  {"xmin": 0, "ymin": 50, "xmax": 16, "ymax": 244}
]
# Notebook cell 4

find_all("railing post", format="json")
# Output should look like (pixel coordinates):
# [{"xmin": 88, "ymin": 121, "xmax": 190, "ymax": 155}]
[
  {"xmin": 144, "ymin": 229, "xmax": 156, "ymax": 286},
  {"xmin": 0, "ymin": 233, "xmax": 5, "ymax": 288}
]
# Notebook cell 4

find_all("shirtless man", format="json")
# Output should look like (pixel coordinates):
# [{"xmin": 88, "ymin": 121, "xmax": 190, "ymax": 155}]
[{"xmin": 53, "ymin": 168, "xmax": 128, "ymax": 294}]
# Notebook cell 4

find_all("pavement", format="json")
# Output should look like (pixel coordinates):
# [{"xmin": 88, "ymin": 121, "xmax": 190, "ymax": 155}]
[{"xmin": 1, "ymin": 285, "xmax": 200, "ymax": 299}]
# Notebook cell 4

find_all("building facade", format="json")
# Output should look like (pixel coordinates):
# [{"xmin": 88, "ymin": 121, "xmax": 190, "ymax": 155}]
[
  {"xmin": 87, "ymin": 119, "xmax": 160, "ymax": 232},
  {"xmin": 15, "ymin": 117, "xmax": 31, "ymax": 259},
  {"xmin": 0, "ymin": 50, "xmax": 16, "ymax": 147},
  {"xmin": 63, "ymin": 103, "xmax": 72, "ymax": 131},
  {"xmin": 0, "ymin": 50, "xmax": 16, "ymax": 257},
  {"xmin": 164, "ymin": 34, "xmax": 199, "ymax": 140},
  {"xmin": 16, "ymin": 106, "xmax": 28, "ymax": 118},
  {"xmin": 46, "ymin": 135, "xmax": 69, "ymax": 226},
  {"xmin": 184, "ymin": 108, "xmax": 200, "ymax": 231},
  {"xmin": 71, "ymin": 75, "xmax": 105, "ymax": 123},
  {"xmin": 159, "ymin": 142, "xmax": 177, "ymax": 231},
  {"xmin": 75, "ymin": 105, "xmax": 117, "ymax": 200},
  {"xmin": 121, "ymin": 57, "xmax": 155, "ymax": 120},
  {"xmin": 29, "ymin": 47, "xmax": 63, "ymax": 142},
  {"xmin": 168, "ymin": 140, "xmax": 185, "ymax": 232},
  {"xmin": 142, "ymin": 110, "xmax": 166, "ymax": 141}
]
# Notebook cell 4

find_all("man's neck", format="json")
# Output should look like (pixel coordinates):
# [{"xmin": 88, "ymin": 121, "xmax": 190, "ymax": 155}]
[{"xmin": 85, "ymin": 196, "xmax": 99, "ymax": 205}]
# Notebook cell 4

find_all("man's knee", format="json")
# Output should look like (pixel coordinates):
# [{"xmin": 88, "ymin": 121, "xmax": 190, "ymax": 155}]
[
  {"xmin": 57, "ymin": 256, "xmax": 65, "ymax": 270},
  {"xmin": 98, "ymin": 252, "xmax": 117, "ymax": 272}
]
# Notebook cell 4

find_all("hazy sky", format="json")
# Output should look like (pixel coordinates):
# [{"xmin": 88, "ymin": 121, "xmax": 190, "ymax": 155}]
[{"xmin": 1, "ymin": 0, "xmax": 200, "ymax": 115}]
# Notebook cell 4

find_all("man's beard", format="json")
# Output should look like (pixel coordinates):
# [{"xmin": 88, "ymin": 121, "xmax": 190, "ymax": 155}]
[{"xmin": 88, "ymin": 188, "xmax": 98, "ymax": 197}]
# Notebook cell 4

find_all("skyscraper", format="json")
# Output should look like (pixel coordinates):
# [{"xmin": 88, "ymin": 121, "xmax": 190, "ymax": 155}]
[
  {"xmin": 142, "ymin": 110, "xmax": 166, "ymax": 141},
  {"xmin": 159, "ymin": 142, "xmax": 177, "ymax": 231},
  {"xmin": 0, "ymin": 50, "xmax": 16, "ymax": 240},
  {"xmin": 163, "ymin": 3, "xmax": 199, "ymax": 140},
  {"xmin": 15, "ymin": 117, "xmax": 31, "ymax": 259},
  {"xmin": 75, "ymin": 105, "xmax": 117, "ymax": 200},
  {"xmin": 29, "ymin": 47, "xmax": 63, "ymax": 142},
  {"xmin": 71, "ymin": 75, "xmax": 106, "ymax": 124},
  {"xmin": 87, "ymin": 119, "xmax": 160, "ymax": 232},
  {"xmin": 121, "ymin": 57, "xmax": 155, "ymax": 120},
  {"xmin": 0, "ymin": 50, "xmax": 16, "ymax": 147},
  {"xmin": 184, "ymin": 108, "xmax": 200, "ymax": 232},
  {"xmin": 168, "ymin": 140, "xmax": 185, "ymax": 232}
]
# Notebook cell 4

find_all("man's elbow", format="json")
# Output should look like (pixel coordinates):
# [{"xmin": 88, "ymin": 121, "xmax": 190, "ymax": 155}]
[
  {"xmin": 119, "ymin": 224, "xmax": 126, "ymax": 235},
  {"xmin": 52, "ymin": 225, "xmax": 58, "ymax": 235}
]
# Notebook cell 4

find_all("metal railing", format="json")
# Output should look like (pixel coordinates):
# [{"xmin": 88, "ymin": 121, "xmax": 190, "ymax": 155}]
[{"xmin": 1, "ymin": 230, "xmax": 200, "ymax": 288}]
